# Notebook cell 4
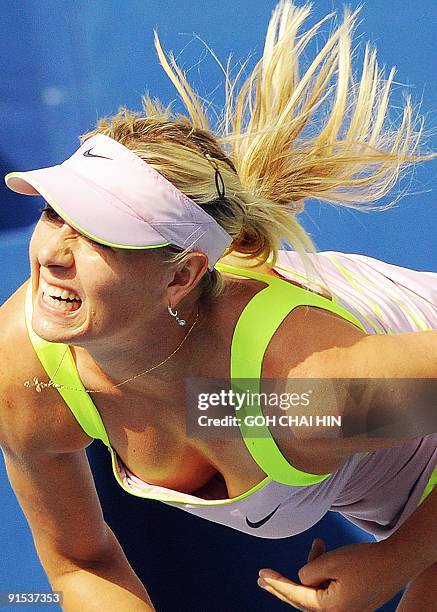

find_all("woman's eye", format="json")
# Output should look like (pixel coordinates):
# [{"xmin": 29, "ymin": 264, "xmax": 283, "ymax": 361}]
[
  {"xmin": 39, "ymin": 205, "xmax": 63, "ymax": 224},
  {"xmin": 38, "ymin": 206, "xmax": 112, "ymax": 251},
  {"xmin": 82, "ymin": 234, "xmax": 113, "ymax": 251}
]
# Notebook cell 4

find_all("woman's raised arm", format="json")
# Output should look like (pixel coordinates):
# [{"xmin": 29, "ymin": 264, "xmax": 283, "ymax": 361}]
[{"xmin": 280, "ymin": 307, "xmax": 437, "ymax": 447}]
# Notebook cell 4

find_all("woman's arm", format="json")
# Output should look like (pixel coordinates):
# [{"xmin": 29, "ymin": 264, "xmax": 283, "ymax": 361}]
[
  {"xmin": 0, "ymin": 292, "xmax": 155, "ymax": 611},
  {"xmin": 257, "ymin": 487, "xmax": 437, "ymax": 611},
  {"xmin": 318, "ymin": 328, "xmax": 437, "ymax": 440},
  {"xmin": 280, "ymin": 308, "xmax": 437, "ymax": 445},
  {"xmin": 51, "ymin": 529, "xmax": 155, "ymax": 612},
  {"xmin": 396, "ymin": 562, "xmax": 437, "ymax": 611},
  {"xmin": 387, "ymin": 485, "xmax": 437, "ymax": 580},
  {"xmin": 1, "ymin": 446, "xmax": 155, "ymax": 612},
  {"xmin": 334, "ymin": 328, "xmax": 437, "ymax": 378}
]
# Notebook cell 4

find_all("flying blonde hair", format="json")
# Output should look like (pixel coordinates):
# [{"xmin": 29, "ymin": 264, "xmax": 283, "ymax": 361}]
[{"xmin": 82, "ymin": 0, "xmax": 433, "ymax": 298}]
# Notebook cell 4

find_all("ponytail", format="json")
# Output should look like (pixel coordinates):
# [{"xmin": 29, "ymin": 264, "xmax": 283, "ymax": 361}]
[{"xmin": 83, "ymin": 1, "xmax": 435, "ymax": 298}]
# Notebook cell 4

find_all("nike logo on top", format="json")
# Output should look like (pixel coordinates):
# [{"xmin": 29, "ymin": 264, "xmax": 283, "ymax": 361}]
[
  {"xmin": 83, "ymin": 148, "xmax": 112, "ymax": 160},
  {"xmin": 245, "ymin": 504, "xmax": 281, "ymax": 528}
]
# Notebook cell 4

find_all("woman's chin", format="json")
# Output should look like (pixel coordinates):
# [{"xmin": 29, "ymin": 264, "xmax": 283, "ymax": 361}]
[{"xmin": 31, "ymin": 317, "xmax": 79, "ymax": 344}]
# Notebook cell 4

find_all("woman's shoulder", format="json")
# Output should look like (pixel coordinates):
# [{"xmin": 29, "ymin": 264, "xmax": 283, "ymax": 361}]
[
  {"xmin": 0, "ymin": 281, "xmax": 93, "ymax": 455},
  {"xmin": 0, "ymin": 281, "xmax": 34, "ymax": 383},
  {"xmin": 220, "ymin": 262, "xmax": 366, "ymax": 366},
  {"xmin": 259, "ymin": 274, "xmax": 371, "ymax": 473},
  {"xmin": 0, "ymin": 281, "xmax": 49, "ymax": 389}
]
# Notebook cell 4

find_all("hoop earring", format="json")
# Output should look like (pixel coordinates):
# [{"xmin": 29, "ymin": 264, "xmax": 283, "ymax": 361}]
[{"xmin": 167, "ymin": 305, "xmax": 186, "ymax": 326}]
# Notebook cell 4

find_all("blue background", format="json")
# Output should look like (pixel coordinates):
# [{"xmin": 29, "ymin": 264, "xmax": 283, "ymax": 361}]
[{"xmin": 1, "ymin": 1, "xmax": 436, "ymax": 610}]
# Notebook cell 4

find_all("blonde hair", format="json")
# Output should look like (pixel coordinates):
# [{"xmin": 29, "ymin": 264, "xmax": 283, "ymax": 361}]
[{"xmin": 82, "ymin": 0, "xmax": 434, "ymax": 299}]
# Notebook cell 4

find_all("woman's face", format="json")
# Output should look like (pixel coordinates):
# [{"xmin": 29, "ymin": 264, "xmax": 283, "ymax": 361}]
[{"xmin": 29, "ymin": 204, "xmax": 169, "ymax": 347}]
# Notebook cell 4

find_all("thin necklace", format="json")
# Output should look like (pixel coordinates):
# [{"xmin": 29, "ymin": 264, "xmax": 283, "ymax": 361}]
[{"xmin": 24, "ymin": 308, "xmax": 200, "ymax": 394}]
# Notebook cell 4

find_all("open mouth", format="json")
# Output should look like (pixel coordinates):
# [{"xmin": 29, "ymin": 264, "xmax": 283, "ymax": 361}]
[
  {"xmin": 42, "ymin": 293, "xmax": 82, "ymax": 311},
  {"xmin": 40, "ymin": 279, "xmax": 82, "ymax": 312}
]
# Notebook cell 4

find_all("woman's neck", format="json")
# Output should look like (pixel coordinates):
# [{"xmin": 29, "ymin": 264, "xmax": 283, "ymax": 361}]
[{"xmin": 70, "ymin": 293, "xmax": 216, "ymax": 396}]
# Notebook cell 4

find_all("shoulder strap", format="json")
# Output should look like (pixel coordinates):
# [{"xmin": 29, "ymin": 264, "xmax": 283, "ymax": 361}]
[
  {"xmin": 215, "ymin": 262, "xmax": 367, "ymax": 486},
  {"xmin": 24, "ymin": 283, "xmax": 110, "ymax": 446}
]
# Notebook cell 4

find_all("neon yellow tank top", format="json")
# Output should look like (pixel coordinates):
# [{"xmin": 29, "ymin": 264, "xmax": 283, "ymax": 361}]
[{"xmin": 24, "ymin": 262, "xmax": 367, "ymax": 486}]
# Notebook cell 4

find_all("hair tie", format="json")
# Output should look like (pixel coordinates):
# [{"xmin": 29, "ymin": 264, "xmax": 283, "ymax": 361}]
[{"xmin": 204, "ymin": 153, "xmax": 226, "ymax": 200}]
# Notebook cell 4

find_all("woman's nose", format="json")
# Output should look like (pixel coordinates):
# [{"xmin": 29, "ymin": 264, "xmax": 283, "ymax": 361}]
[{"xmin": 37, "ymin": 224, "xmax": 78, "ymax": 268}]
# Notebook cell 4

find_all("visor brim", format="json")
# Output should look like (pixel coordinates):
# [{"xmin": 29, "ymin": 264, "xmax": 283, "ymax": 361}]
[{"xmin": 5, "ymin": 167, "xmax": 171, "ymax": 251}]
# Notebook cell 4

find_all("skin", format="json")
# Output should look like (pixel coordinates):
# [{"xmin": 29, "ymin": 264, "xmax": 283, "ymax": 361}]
[
  {"xmin": 1, "ymin": 205, "xmax": 436, "ymax": 610},
  {"xmin": 257, "ymin": 486, "xmax": 437, "ymax": 610},
  {"xmin": 25, "ymin": 206, "xmax": 367, "ymax": 495},
  {"xmin": 29, "ymin": 206, "xmax": 205, "ymax": 386}
]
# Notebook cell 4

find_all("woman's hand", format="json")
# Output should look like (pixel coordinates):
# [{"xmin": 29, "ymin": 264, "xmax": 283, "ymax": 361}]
[{"xmin": 257, "ymin": 538, "xmax": 408, "ymax": 611}]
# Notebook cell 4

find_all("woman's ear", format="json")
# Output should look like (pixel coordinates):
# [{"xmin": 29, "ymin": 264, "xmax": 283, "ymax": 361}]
[{"xmin": 165, "ymin": 252, "xmax": 209, "ymax": 307}]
